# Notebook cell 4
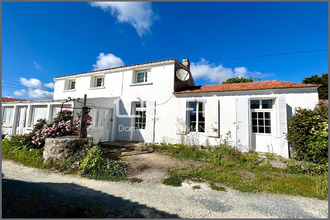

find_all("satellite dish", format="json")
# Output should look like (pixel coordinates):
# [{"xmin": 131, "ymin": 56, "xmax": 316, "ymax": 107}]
[{"xmin": 176, "ymin": 69, "xmax": 190, "ymax": 81}]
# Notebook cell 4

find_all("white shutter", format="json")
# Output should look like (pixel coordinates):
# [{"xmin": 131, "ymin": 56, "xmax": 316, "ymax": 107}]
[
  {"xmin": 236, "ymin": 98, "xmax": 250, "ymax": 152},
  {"xmin": 145, "ymin": 101, "xmax": 155, "ymax": 142},
  {"xmin": 206, "ymin": 99, "xmax": 219, "ymax": 137},
  {"xmin": 277, "ymin": 96, "xmax": 289, "ymax": 158},
  {"xmin": 176, "ymin": 100, "xmax": 188, "ymax": 135}
]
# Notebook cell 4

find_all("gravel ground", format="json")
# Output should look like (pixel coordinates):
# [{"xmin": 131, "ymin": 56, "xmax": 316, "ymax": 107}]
[{"xmin": 2, "ymin": 158, "xmax": 328, "ymax": 218}]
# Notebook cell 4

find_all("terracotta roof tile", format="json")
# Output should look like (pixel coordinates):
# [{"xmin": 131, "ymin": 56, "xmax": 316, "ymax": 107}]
[
  {"xmin": 55, "ymin": 58, "xmax": 181, "ymax": 79},
  {"xmin": 174, "ymin": 80, "xmax": 321, "ymax": 94},
  {"xmin": 2, "ymin": 97, "xmax": 29, "ymax": 102}
]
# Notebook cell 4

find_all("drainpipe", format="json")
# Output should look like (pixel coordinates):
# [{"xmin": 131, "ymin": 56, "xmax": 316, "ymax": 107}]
[{"xmin": 152, "ymin": 101, "xmax": 156, "ymax": 143}]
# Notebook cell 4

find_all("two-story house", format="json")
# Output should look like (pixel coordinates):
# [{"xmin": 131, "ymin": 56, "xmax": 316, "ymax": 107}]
[{"xmin": 2, "ymin": 58, "xmax": 320, "ymax": 158}]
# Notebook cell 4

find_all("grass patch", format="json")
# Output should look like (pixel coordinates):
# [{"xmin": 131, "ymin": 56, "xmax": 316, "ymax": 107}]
[
  {"xmin": 2, "ymin": 138, "xmax": 130, "ymax": 182},
  {"xmin": 151, "ymin": 143, "xmax": 328, "ymax": 200},
  {"xmin": 2, "ymin": 139, "xmax": 49, "ymax": 169},
  {"xmin": 192, "ymin": 185, "xmax": 201, "ymax": 190},
  {"xmin": 162, "ymin": 176, "xmax": 182, "ymax": 187},
  {"xmin": 129, "ymin": 178, "xmax": 143, "ymax": 183},
  {"xmin": 210, "ymin": 183, "xmax": 226, "ymax": 191}
]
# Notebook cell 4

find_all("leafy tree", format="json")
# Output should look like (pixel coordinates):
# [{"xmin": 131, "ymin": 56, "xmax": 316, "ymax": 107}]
[
  {"xmin": 302, "ymin": 73, "xmax": 328, "ymax": 99},
  {"xmin": 287, "ymin": 103, "xmax": 328, "ymax": 164},
  {"xmin": 222, "ymin": 77, "xmax": 259, "ymax": 84}
]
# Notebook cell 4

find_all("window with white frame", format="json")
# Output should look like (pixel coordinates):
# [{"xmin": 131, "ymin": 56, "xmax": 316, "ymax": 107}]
[
  {"xmin": 250, "ymin": 99, "xmax": 273, "ymax": 134},
  {"xmin": 94, "ymin": 76, "xmax": 104, "ymax": 87},
  {"xmin": 30, "ymin": 106, "xmax": 47, "ymax": 126},
  {"xmin": 187, "ymin": 101, "xmax": 205, "ymax": 132},
  {"xmin": 2, "ymin": 107, "xmax": 14, "ymax": 125},
  {"xmin": 69, "ymin": 80, "xmax": 75, "ymax": 90},
  {"xmin": 135, "ymin": 71, "xmax": 148, "ymax": 83},
  {"xmin": 133, "ymin": 102, "xmax": 146, "ymax": 129}
]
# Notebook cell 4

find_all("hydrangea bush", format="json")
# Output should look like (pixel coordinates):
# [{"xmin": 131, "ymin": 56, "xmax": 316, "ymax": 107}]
[{"xmin": 29, "ymin": 110, "xmax": 92, "ymax": 148}]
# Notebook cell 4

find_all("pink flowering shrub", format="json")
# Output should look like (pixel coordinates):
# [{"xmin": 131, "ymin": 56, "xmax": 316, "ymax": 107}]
[{"xmin": 29, "ymin": 110, "xmax": 92, "ymax": 148}]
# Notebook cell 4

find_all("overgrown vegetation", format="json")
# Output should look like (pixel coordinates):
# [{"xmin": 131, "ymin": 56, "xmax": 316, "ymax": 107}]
[
  {"xmin": 287, "ymin": 103, "xmax": 328, "ymax": 164},
  {"xmin": 2, "ymin": 110, "xmax": 129, "ymax": 182},
  {"xmin": 152, "ymin": 143, "xmax": 328, "ymax": 199},
  {"xmin": 302, "ymin": 73, "xmax": 328, "ymax": 99},
  {"xmin": 162, "ymin": 176, "xmax": 182, "ymax": 187}
]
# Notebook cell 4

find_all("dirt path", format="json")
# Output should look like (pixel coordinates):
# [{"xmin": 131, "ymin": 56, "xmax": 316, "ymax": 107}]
[
  {"xmin": 124, "ymin": 151, "xmax": 203, "ymax": 183},
  {"xmin": 2, "ymin": 158, "xmax": 328, "ymax": 218}
]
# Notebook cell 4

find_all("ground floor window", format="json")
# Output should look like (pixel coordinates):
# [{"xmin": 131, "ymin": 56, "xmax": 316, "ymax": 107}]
[
  {"xmin": 250, "ymin": 99, "xmax": 273, "ymax": 134},
  {"xmin": 2, "ymin": 107, "xmax": 14, "ymax": 124},
  {"xmin": 134, "ymin": 102, "xmax": 146, "ymax": 129},
  {"xmin": 187, "ymin": 101, "xmax": 205, "ymax": 132},
  {"xmin": 30, "ymin": 106, "xmax": 47, "ymax": 126}
]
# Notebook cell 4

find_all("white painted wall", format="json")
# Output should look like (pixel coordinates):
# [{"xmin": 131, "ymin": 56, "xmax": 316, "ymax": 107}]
[{"xmin": 4, "ymin": 59, "xmax": 320, "ymax": 158}]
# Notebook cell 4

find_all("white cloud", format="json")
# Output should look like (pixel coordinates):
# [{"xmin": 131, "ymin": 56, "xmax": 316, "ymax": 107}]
[
  {"xmin": 190, "ymin": 59, "xmax": 264, "ymax": 84},
  {"xmin": 27, "ymin": 88, "xmax": 53, "ymax": 99},
  {"xmin": 34, "ymin": 61, "xmax": 41, "ymax": 69},
  {"xmin": 44, "ymin": 82, "xmax": 55, "ymax": 89},
  {"xmin": 14, "ymin": 89, "xmax": 26, "ymax": 96},
  {"xmin": 92, "ymin": 53, "xmax": 125, "ymax": 70},
  {"xmin": 89, "ymin": 2, "xmax": 157, "ymax": 37},
  {"xmin": 20, "ymin": 77, "xmax": 42, "ymax": 88}
]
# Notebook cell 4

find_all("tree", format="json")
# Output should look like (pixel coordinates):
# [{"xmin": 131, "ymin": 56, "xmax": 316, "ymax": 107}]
[
  {"xmin": 222, "ymin": 77, "xmax": 259, "ymax": 84},
  {"xmin": 302, "ymin": 73, "xmax": 328, "ymax": 99}
]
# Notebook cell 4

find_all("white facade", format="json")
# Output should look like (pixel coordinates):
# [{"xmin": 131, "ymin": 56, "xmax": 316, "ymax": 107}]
[{"xmin": 2, "ymin": 59, "xmax": 319, "ymax": 158}]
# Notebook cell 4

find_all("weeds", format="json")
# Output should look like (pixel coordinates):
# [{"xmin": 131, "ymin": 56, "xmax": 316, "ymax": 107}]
[
  {"xmin": 162, "ymin": 176, "xmax": 182, "ymax": 187},
  {"xmin": 152, "ymin": 143, "xmax": 328, "ymax": 200},
  {"xmin": 210, "ymin": 183, "xmax": 226, "ymax": 191},
  {"xmin": 129, "ymin": 178, "xmax": 143, "ymax": 183},
  {"xmin": 192, "ymin": 185, "xmax": 201, "ymax": 190}
]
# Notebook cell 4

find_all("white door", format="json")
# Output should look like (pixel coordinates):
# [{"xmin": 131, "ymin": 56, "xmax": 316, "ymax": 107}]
[
  {"xmin": 100, "ymin": 109, "xmax": 112, "ymax": 142},
  {"xmin": 16, "ymin": 106, "xmax": 27, "ymax": 135},
  {"xmin": 236, "ymin": 98, "xmax": 250, "ymax": 152}
]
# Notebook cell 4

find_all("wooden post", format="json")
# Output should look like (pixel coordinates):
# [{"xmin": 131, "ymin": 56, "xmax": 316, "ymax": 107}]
[{"xmin": 79, "ymin": 94, "xmax": 88, "ymax": 139}]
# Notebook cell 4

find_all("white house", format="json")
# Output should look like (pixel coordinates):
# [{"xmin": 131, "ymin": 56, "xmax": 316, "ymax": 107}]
[{"xmin": 2, "ymin": 58, "xmax": 320, "ymax": 158}]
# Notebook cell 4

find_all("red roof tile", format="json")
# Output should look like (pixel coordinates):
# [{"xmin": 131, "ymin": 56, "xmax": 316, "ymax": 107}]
[
  {"xmin": 174, "ymin": 80, "xmax": 321, "ymax": 94},
  {"xmin": 2, "ymin": 97, "xmax": 29, "ymax": 102}
]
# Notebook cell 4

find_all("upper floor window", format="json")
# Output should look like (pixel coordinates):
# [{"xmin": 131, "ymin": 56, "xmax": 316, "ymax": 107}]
[
  {"xmin": 69, "ymin": 80, "xmax": 75, "ymax": 90},
  {"xmin": 135, "ymin": 71, "xmax": 148, "ymax": 83},
  {"xmin": 187, "ymin": 101, "xmax": 205, "ymax": 132},
  {"xmin": 95, "ymin": 76, "xmax": 104, "ymax": 87}
]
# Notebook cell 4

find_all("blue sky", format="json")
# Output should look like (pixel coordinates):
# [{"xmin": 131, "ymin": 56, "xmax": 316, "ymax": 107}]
[{"xmin": 2, "ymin": 2, "xmax": 328, "ymax": 100}]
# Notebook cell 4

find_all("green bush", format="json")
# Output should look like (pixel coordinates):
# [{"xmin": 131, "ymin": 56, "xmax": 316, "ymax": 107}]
[
  {"xmin": 80, "ymin": 146, "xmax": 130, "ymax": 181},
  {"xmin": 287, "ymin": 103, "xmax": 328, "ymax": 164},
  {"xmin": 2, "ymin": 139, "xmax": 47, "ymax": 169}
]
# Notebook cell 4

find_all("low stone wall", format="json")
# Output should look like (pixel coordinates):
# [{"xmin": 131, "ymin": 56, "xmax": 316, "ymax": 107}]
[{"xmin": 43, "ymin": 136, "xmax": 91, "ymax": 163}]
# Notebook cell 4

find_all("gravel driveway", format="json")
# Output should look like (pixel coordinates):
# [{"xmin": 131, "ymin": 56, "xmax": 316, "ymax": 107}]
[{"xmin": 2, "ymin": 159, "xmax": 328, "ymax": 218}]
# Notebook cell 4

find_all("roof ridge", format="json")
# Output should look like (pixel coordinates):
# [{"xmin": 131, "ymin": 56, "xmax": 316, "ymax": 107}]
[{"xmin": 55, "ymin": 58, "xmax": 179, "ymax": 79}]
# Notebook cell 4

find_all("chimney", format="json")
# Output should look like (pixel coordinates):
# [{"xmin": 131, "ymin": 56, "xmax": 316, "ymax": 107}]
[{"xmin": 182, "ymin": 58, "xmax": 190, "ymax": 70}]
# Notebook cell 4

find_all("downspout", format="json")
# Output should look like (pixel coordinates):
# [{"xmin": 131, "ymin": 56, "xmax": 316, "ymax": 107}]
[{"xmin": 152, "ymin": 101, "xmax": 156, "ymax": 143}]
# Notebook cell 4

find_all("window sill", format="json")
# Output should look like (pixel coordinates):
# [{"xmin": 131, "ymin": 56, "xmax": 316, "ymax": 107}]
[
  {"xmin": 63, "ymin": 89, "xmax": 76, "ymax": 92},
  {"xmin": 2, "ymin": 124, "xmax": 13, "ymax": 128},
  {"xmin": 89, "ymin": 86, "xmax": 105, "ymax": 90},
  {"xmin": 130, "ymin": 82, "xmax": 153, "ymax": 86}
]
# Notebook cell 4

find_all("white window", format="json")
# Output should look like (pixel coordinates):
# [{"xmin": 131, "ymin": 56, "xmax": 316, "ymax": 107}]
[
  {"xmin": 187, "ymin": 102, "xmax": 205, "ymax": 132},
  {"xmin": 30, "ymin": 106, "xmax": 47, "ymax": 126},
  {"xmin": 250, "ymin": 99, "xmax": 273, "ymax": 134},
  {"xmin": 133, "ymin": 102, "xmax": 146, "ymax": 129},
  {"xmin": 135, "ymin": 71, "xmax": 148, "ymax": 83},
  {"xmin": 90, "ymin": 109, "xmax": 99, "ymax": 127},
  {"xmin": 69, "ymin": 80, "xmax": 75, "ymax": 90},
  {"xmin": 2, "ymin": 107, "xmax": 14, "ymax": 125},
  {"xmin": 94, "ymin": 76, "xmax": 104, "ymax": 87}
]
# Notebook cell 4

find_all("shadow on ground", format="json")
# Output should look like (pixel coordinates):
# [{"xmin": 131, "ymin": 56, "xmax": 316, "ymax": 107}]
[{"xmin": 2, "ymin": 178, "xmax": 179, "ymax": 218}]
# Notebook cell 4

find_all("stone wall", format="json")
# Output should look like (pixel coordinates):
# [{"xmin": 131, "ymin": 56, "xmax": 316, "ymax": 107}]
[{"xmin": 43, "ymin": 136, "xmax": 91, "ymax": 163}]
